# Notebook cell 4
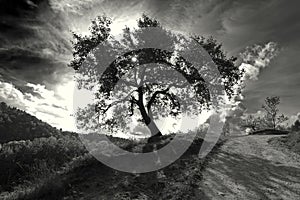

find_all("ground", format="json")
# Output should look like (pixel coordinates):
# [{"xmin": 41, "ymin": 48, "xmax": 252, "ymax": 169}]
[
  {"xmin": 60, "ymin": 137, "xmax": 211, "ymax": 200},
  {"xmin": 4, "ymin": 134, "xmax": 299, "ymax": 199},
  {"xmin": 199, "ymin": 135, "xmax": 300, "ymax": 200}
]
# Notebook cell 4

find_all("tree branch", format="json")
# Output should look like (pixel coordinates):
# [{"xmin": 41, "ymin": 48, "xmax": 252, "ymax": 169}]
[
  {"xmin": 96, "ymin": 90, "xmax": 137, "ymax": 114},
  {"xmin": 147, "ymin": 87, "xmax": 170, "ymax": 112},
  {"xmin": 129, "ymin": 96, "xmax": 138, "ymax": 116}
]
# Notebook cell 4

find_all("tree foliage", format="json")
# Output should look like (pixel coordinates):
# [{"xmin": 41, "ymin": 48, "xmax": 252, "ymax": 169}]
[
  {"xmin": 262, "ymin": 96, "xmax": 288, "ymax": 130},
  {"xmin": 69, "ymin": 15, "xmax": 243, "ymax": 138},
  {"xmin": 241, "ymin": 114, "xmax": 263, "ymax": 132},
  {"xmin": 291, "ymin": 120, "xmax": 300, "ymax": 132},
  {"xmin": 240, "ymin": 96, "xmax": 289, "ymax": 133}
]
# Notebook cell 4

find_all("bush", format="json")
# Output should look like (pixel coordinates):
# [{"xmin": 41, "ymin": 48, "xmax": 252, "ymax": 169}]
[{"xmin": 0, "ymin": 135, "xmax": 86, "ymax": 191}]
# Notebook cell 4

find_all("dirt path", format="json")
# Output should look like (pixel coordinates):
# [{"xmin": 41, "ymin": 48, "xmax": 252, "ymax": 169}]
[{"xmin": 199, "ymin": 135, "xmax": 300, "ymax": 200}]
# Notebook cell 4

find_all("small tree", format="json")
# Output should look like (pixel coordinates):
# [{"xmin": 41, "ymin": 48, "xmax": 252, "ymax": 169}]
[{"xmin": 262, "ymin": 96, "xmax": 288, "ymax": 130}]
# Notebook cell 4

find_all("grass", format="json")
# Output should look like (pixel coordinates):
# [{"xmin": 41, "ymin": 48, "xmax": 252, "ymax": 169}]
[
  {"xmin": 0, "ymin": 131, "xmax": 225, "ymax": 200},
  {"xmin": 268, "ymin": 131, "xmax": 300, "ymax": 154}
]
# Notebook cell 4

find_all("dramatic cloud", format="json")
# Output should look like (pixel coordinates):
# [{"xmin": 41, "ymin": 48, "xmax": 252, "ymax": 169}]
[
  {"xmin": 240, "ymin": 42, "xmax": 279, "ymax": 81},
  {"xmin": 0, "ymin": 0, "xmax": 74, "ymax": 101},
  {"xmin": 0, "ymin": 80, "xmax": 76, "ymax": 130},
  {"xmin": 220, "ymin": 41, "xmax": 280, "ymax": 134}
]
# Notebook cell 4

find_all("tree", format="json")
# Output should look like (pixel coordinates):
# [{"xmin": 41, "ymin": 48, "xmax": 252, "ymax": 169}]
[
  {"xmin": 291, "ymin": 120, "xmax": 300, "ymax": 132},
  {"xmin": 262, "ymin": 96, "xmax": 288, "ymax": 130},
  {"xmin": 240, "ymin": 114, "xmax": 263, "ymax": 132},
  {"xmin": 70, "ymin": 15, "xmax": 243, "ymax": 141}
]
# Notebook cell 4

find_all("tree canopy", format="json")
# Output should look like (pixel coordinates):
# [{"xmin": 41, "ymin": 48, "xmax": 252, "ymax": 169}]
[
  {"xmin": 262, "ymin": 96, "xmax": 288, "ymax": 130},
  {"xmin": 69, "ymin": 15, "xmax": 243, "ymax": 139},
  {"xmin": 241, "ymin": 96, "xmax": 289, "ymax": 133}
]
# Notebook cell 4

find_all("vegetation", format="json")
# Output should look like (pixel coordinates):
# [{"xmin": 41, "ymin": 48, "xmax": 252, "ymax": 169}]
[
  {"xmin": 70, "ymin": 15, "xmax": 243, "ymax": 141},
  {"xmin": 0, "ymin": 102, "xmax": 61, "ymax": 143},
  {"xmin": 269, "ymin": 129, "xmax": 300, "ymax": 155},
  {"xmin": 240, "ymin": 114, "xmax": 263, "ymax": 132},
  {"xmin": 0, "ymin": 103, "xmax": 142, "ymax": 199},
  {"xmin": 262, "ymin": 96, "xmax": 288, "ymax": 130},
  {"xmin": 291, "ymin": 119, "xmax": 300, "ymax": 132},
  {"xmin": 241, "ymin": 96, "xmax": 288, "ymax": 133},
  {"xmin": 0, "ymin": 100, "xmax": 224, "ymax": 199},
  {"xmin": 0, "ymin": 135, "xmax": 86, "ymax": 191},
  {"xmin": 269, "ymin": 120, "xmax": 300, "ymax": 154},
  {"xmin": 0, "ymin": 102, "xmax": 87, "ymax": 197},
  {"xmin": 60, "ymin": 136, "xmax": 221, "ymax": 200},
  {"xmin": 0, "ymin": 13, "xmax": 244, "ymax": 200}
]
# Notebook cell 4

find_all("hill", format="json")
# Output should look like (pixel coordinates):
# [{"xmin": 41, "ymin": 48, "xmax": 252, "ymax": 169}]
[
  {"xmin": 0, "ymin": 102, "xmax": 61, "ymax": 143},
  {"xmin": 0, "ymin": 102, "xmax": 223, "ymax": 199}
]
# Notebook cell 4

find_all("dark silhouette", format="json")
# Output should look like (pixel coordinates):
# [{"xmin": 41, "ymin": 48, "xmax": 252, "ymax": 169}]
[{"xmin": 69, "ymin": 15, "xmax": 243, "ymax": 142}]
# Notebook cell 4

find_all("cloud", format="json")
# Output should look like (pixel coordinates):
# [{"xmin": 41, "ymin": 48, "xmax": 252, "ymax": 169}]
[
  {"xmin": 0, "ymin": 81, "xmax": 27, "ymax": 110},
  {"xmin": 240, "ymin": 63, "xmax": 260, "ymax": 81},
  {"xmin": 240, "ymin": 42, "xmax": 279, "ymax": 81},
  {"xmin": 0, "ymin": 80, "xmax": 76, "ymax": 131},
  {"xmin": 0, "ymin": 0, "xmax": 73, "ymax": 92},
  {"xmin": 287, "ymin": 112, "xmax": 300, "ymax": 126}
]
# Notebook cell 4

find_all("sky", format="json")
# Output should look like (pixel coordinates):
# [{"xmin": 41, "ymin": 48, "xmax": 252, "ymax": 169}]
[{"xmin": 0, "ymin": 0, "xmax": 299, "ymax": 132}]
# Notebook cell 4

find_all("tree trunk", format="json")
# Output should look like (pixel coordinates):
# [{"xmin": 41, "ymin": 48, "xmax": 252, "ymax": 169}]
[
  {"xmin": 273, "ymin": 117, "xmax": 276, "ymax": 130},
  {"xmin": 137, "ymin": 87, "xmax": 162, "ymax": 142}
]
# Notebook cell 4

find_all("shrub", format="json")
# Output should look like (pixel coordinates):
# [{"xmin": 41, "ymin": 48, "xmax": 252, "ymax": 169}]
[{"xmin": 0, "ymin": 135, "xmax": 86, "ymax": 191}]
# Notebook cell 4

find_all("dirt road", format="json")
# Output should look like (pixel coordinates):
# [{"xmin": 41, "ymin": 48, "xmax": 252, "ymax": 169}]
[{"xmin": 199, "ymin": 135, "xmax": 300, "ymax": 200}]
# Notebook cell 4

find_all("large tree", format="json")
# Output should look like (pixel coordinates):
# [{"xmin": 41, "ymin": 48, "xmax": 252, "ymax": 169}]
[{"xmin": 70, "ymin": 15, "xmax": 243, "ymax": 141}]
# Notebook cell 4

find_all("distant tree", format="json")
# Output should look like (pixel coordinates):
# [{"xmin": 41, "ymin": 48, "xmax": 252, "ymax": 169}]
[
  {"xmin": 262, "ymin": 96, "xmax": 288, "ymax": 130},
  {"xmin": 70, "ymin": 15, "xmax": 243, "ymax": 141},
  {"xmin": 241, "ymin": 114, "xmax": 263, "ymax": 132},
  {"xmin": 291, "ymin": 120, "xmax": 300, "ymax": 132}
]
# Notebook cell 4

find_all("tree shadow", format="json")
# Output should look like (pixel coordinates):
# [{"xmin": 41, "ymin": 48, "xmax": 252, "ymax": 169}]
[{"xmin": 202, "ymin": 151, "xmax": 300, "ymax": 199}]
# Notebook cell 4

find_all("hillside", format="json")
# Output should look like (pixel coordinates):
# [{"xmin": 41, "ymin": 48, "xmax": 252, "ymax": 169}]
[
  {"xmin": 0, "ymin": 102, "xmax": 223, "ymax": 199},
  {"xmin": 0, "ymin": 102, "xmax": 61, "ymax": 143},
  {"xmin": 269, "ymin": 131, "xmax": 300, "ymax": 154},
  {"xmin": 0, "ymin": 102, "xmax": 88, "ymax": 195}
]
